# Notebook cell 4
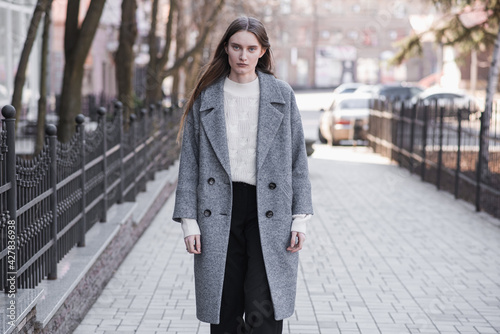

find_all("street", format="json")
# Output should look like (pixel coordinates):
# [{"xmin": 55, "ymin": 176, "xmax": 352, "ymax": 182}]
[{"xmin": 295, "ymin": 90, "xmax": 331, "ymax": 142}]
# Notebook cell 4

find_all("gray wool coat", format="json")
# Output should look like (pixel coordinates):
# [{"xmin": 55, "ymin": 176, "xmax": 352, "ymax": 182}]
[{"xmin": 172, "ymin": 71, "xmax": 314, "ymax": 324}]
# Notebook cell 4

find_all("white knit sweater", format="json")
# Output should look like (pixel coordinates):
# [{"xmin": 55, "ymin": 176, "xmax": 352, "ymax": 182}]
[
  {"xmin": 223, "ymin": 76, "xmax": 260, "ymax": 185},
  {"xmin": 181, "ymin": 76, "xmax": 310, "ymax": 237}
]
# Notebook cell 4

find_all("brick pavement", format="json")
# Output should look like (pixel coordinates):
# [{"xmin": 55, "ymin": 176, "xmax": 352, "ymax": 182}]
[{"xmin": 73, "ymin": 145, "xmax": 500, "ymax": 334}]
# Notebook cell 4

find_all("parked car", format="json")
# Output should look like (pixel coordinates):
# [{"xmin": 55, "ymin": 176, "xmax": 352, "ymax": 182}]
[
  {"xmin": 331, "ymin": 82, "xmax": 364, "ymax": 95},
  {"xmin": 416, "ymin": 87, "xmax": 476, "ymax": 105},
  {"xmin": 318, "ymin": 93, "xmax": 372, "ymax": 145},
  {"xmin": 354, "ymin": 84, "xmax": 378, "ymax": 95},
  {"xmin": 366, "ymin": 83, "xmax": 423, "ymax": 102},
  {"xmin": 318, "ymin": 82, "xmax": 364, "ymax": 112},
  {"xmin": 413, "ymin": 87, "xmax": 478, "ymax": 119}
]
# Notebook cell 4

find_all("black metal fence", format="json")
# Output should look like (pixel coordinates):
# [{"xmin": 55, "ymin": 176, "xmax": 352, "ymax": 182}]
[
  {"xmin": 0, "ymin": 101, "xmax": 181, "ymax": 291},
  {"xmin": 368, "ymin": 98, "xmax": 500, "ymax": 219}
]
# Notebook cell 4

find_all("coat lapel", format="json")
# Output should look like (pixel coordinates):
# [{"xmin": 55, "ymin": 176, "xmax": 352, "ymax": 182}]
[
  {"xmin": 256, "ymin": 71, "xmax": 286, "ymax": 172},
  {"xmin": 199, "ymin": 78, "xmax": 232, "ymax": 177}
]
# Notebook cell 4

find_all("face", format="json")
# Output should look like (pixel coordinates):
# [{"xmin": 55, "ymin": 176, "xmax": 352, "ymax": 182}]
[{"xmin": 225, "ymin": 30, "xmax": 266, "ymax": 83}]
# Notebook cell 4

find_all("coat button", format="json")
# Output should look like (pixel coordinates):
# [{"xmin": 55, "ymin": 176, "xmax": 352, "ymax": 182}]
[
  {"xmin": 204, "ymin": 210, "xmax": 211, "ymax": 217},
  {"xmin": 265, "ymin": 210, "xmax": 273, "ymax": 218},
  {"xmin": 208, "ymin": 177, "xmax": 215, "ymax": 185},
  {"xmin": 268, "ymin": 182, "xmax": 276, "ymax": 190}
]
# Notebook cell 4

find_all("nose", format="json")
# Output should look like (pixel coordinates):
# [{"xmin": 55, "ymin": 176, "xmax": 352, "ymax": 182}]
[{"xmin": 239, "ymin": 50, "xmax": 247, "ymax": 61}]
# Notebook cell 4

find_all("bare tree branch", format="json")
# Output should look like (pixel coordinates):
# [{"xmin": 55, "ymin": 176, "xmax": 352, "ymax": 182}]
[
  {"xmin": 159, "ymin": 0, "xmax": 177, "ymax": 70},
  {"xmin": 162, "ymin": 0, "xmax": 225, "ymax": 78}
]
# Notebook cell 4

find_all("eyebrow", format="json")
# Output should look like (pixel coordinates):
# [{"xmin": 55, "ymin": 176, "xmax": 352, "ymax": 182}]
[{"xmin": 230, "ymin": 42, "xmax": 259, "ymax": 48}]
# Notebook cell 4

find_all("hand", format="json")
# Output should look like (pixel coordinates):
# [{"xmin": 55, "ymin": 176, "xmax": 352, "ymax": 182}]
[
  {"xmin": 287, "ymin": 231, "xmax": 305, "ymax": 253},
  {"xmin": 184, "ymin": 234, "xmax": 201, "ymax": 254}
]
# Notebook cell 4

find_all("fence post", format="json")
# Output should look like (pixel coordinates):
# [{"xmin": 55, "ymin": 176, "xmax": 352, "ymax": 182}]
[
  {"xmin": 76, "ymin": 114, "xmax": 86, "ymax": 247},
  {"xmin": 162, "ymin": 107, "xmax": 170, "ymax": 169},
  {"xmin": 476, "ymin": 112, "xmax": 485, "ymax": 212},
  {"xmin": 409, "ymin": 102, "xmax": 417, "ymax": 174},
  {"xmin": 167, "ymin": 106, "xmax": 176, "ymax": 168},
  {"xmin": 98, "ymin": 107, "xmax": 107, "ymax": 222},
  {"xmin": 47, "ymin": 124, "xmax": 58, "ymax": 280},
  {"xmin": 398, "ymin": 101, "xmax": 404, "ymax": 166},
  {"xmin": 455, "ymin": 108, "xmax": 463, "ymax": 198},
  {"xmin": 390, "ymin": 101, "xmax": 396, "ymax": 159},
  {"xmin": 130, "ymin": 113, "xmax": 137, "ymax": 201},
  {"xmin": 2, "ymin": 106, "xmax": 17, "ymax": 292},
  {"xmin": 116, "ymin": 101, "xmax": 124, "ymax": 204},
  {"xmin": 421, "ymin": 103, "xmax": 429, "ymax": 181},
  {"xmin": 149, "ymin": 104, "xmax": 156, "ymax": 181},
  {"xmin": 148, "ymin": 104, "xmax": 154, "ymax": 137},
  {"xmin": 140, "ymin": 108, "xmax": 147, "ymax": 192},
  {"xmin": 437, "ymin": 105, "xmax": 445, "ymax": 190}
]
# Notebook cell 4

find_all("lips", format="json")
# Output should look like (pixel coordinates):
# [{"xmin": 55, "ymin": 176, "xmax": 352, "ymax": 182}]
[{"xmin": 237, "ymin": 63, "xmax": 248, "ymax": 67}]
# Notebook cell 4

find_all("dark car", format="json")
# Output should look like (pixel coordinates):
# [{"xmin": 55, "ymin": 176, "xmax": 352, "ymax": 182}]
[{"xmin": 371, "ymin": 83, "xmax": 424, "ymax": 102}]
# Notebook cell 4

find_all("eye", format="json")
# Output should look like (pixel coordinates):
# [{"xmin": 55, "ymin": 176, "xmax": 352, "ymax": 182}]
[
  {"xmin": 249, "ymin": 47, "xmax": 256, "ymax": 52},
  {"xmin": 232, "ymin": 45, "xmax": 240, "ymax": 50}
]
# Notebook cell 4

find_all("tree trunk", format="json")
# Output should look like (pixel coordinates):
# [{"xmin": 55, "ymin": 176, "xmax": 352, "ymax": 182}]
[
  {"xmin": 480, "ymin": 26, "xmax": 500, "ymax": 180},
  {"xmin": 470, "ymin": 49, "xmax": 477, "ymax": 95},
  {"xmin": 171, "ymin": 68, "xmax": 181, "ymax": 107},
  {"xmin": 12, "ymin": 0, "xmax": 50, "ymax": 128},
  {"xmin": 58, "ymin": 59, "xmax": 84, "ymax": 143},
  {"xmin": 57, "ymin": 0, "xmax": 106, "ymax": 142},
  {"xmin": 171, "ymin": 0, "xmax": 185, "ymax": 106},
  {"xmin": 116, "ymin": 0, "xmax": 138, "ymax": 122},
  {"xmin": 183, "ymin": 0, "xmax": 208, "ymax": 98},
  {"xmin": 185, "ymin": 51, "xmax": 203, "ymax": 97},
  {"xmin": 35, "ymin": 0, "xmax": 52, "ymax": 155},
  {"xmin": 146, "ymin": 0, "xmax": 175, "ymax": 104},
  {"xmin": 146, "ymin": 0, "xmax": 160, "ymax": 104}
]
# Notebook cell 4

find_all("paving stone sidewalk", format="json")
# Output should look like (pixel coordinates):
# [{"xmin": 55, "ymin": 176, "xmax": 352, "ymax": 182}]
[{"xmin": 73, "ymin": 145, "xmax": 500, "ymax": 334}]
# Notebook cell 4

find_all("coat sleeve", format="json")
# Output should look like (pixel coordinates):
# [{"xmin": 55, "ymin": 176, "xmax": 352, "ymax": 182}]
[
  {"xmin": 289, "ymin": 91, "xmax": 314, "ymax": 216},
  {"xmin": 172, "ymin": 107, "xmax": 200, "ymax": 223}
]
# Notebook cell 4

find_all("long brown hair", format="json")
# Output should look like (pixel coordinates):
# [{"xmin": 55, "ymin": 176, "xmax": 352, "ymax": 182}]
[{"xmin": 177, "ymin": 16, "xmax": 274, "ymax": 142}]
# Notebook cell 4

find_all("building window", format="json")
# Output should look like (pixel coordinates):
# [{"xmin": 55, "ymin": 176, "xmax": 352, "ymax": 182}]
[
  {"xmin": 295, "ymin": 0, "xmax": 312, "ymax": 15},
  {"xmin": 282, "ymin": 31, "xmax": 289, "ymax": 44},
  {"xmin": 348, "ymin": 30, "xmax": 359, "ymax": 40},
  {"xmin": 327, "ymin": 0, "xmax": 343, "ymax": 14},
  {"xmin": 281, "ymin": 0, "xmax": 291, "ymax": 14},
  {"xmin": 320, "ymin": 30, "xmax": 330, "ymax": 40}
]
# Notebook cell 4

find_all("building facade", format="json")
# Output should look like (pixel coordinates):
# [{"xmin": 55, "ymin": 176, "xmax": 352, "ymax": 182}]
[
  {"xmin": 0, "ymin": 0, "xmax": 40, "ymax": 119},
  {"xmin": 265, "ymin": 0, "xmax": 435, "ymax": 88}
]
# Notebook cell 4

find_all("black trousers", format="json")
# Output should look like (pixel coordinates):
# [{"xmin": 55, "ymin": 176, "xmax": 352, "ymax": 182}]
[{"xmin": 210, "ymin": 182, "xmax": 283, "ymax": 334}]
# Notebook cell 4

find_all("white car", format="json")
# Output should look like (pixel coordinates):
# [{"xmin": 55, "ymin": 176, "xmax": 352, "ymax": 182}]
[
  {"xmin": 331, "ymin": 82, "xmax": 364, "ymax": 96},
  {"xmin": 318, "ymin": 93, "xmax": 372, "ymax": 145}
]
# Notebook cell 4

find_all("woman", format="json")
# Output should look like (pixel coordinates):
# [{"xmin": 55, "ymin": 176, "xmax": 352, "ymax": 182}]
[{"xmin": 172, "ymin": 16, "xmax": 313, "ymax": 334}]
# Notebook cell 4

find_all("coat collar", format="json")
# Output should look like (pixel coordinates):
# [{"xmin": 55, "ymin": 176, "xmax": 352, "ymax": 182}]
[{"xmin": 199, "ymin": 71, "xmax": 286, "ymax": 178}]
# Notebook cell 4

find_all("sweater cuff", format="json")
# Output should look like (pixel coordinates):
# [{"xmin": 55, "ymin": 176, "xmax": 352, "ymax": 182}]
[
  {"xmin": 291, "ymin": 214, "xmax": 311, "ymax": 235},
  {"xmin": 181, "ymin": 218, "xmax": 201, "ymax": 238}
]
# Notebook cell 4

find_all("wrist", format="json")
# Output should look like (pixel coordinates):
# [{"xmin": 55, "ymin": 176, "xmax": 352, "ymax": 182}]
[
  {"xmin": 181, "ymin": 218, "xmax": 201, "ymax": 238},
  {"xmin": 291, "ymin": 214, "xmax": 310, "ymax": 235}
]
